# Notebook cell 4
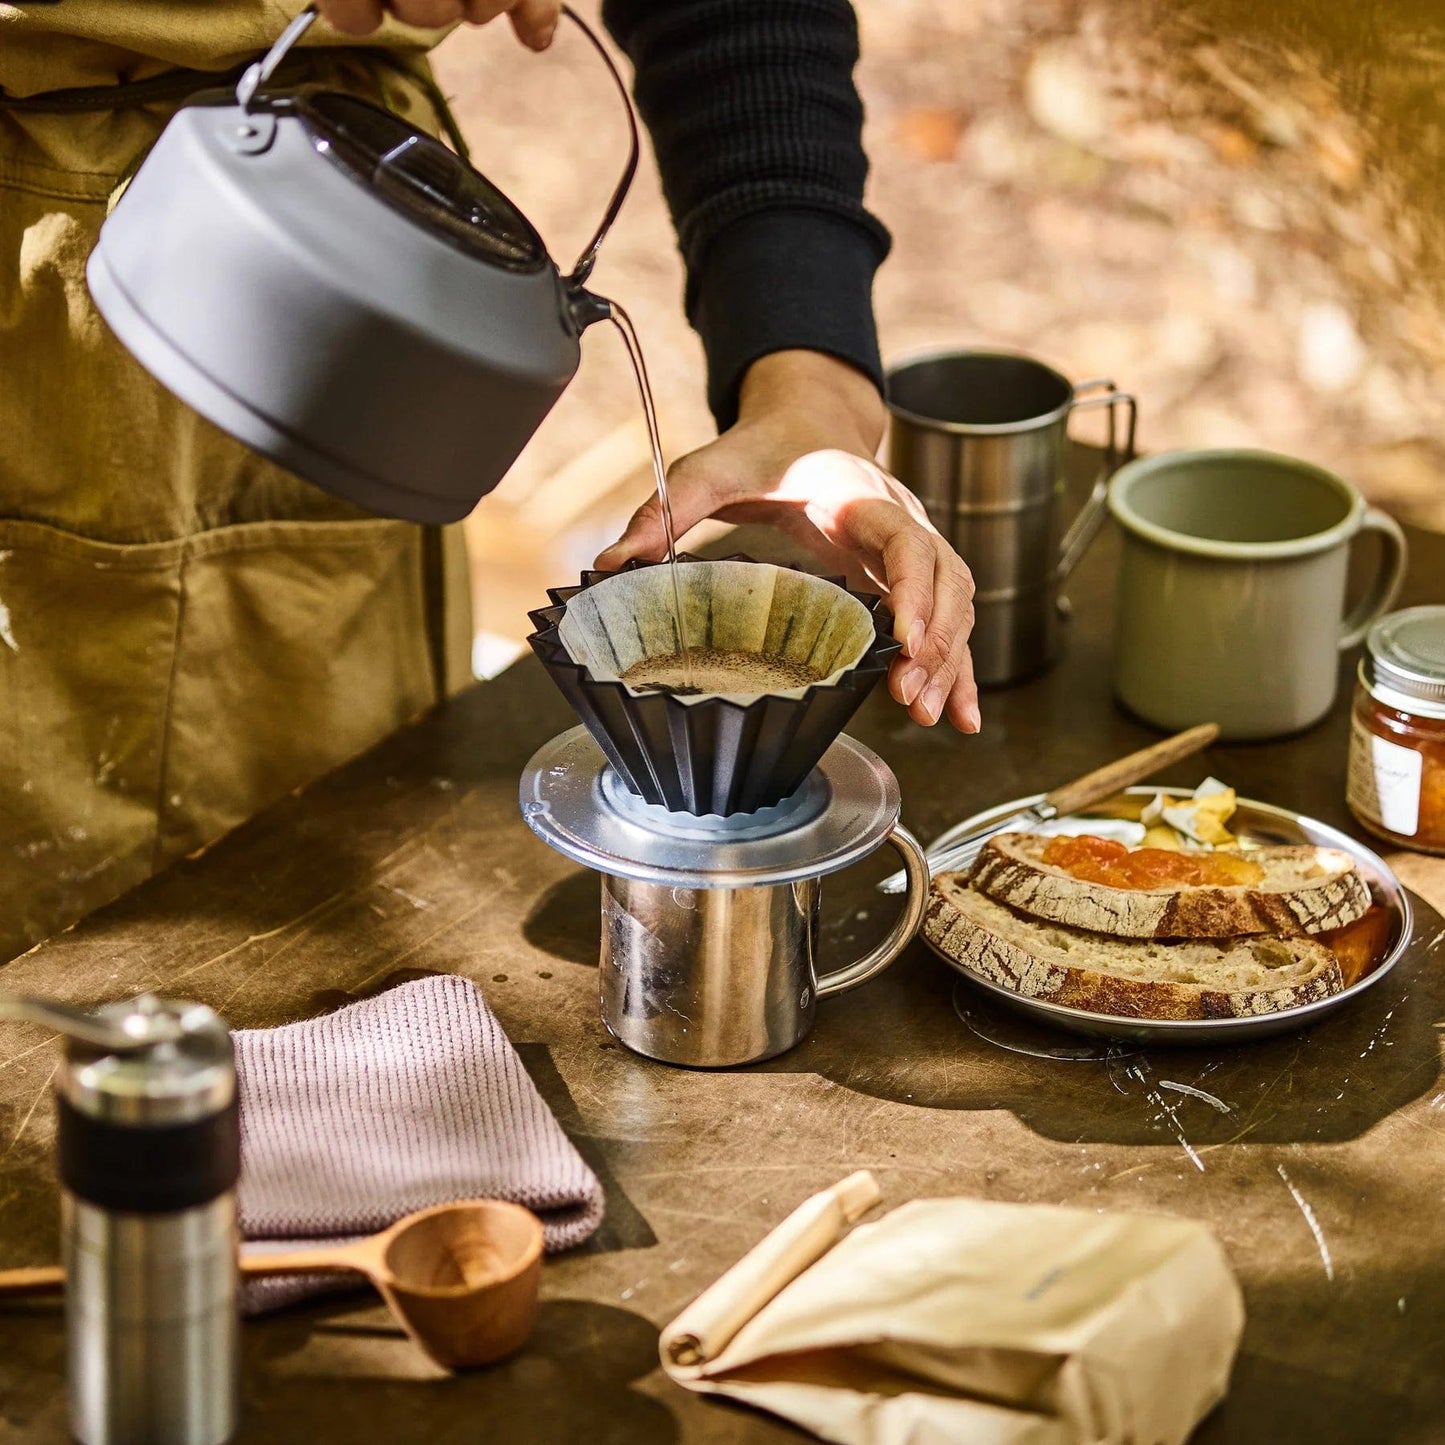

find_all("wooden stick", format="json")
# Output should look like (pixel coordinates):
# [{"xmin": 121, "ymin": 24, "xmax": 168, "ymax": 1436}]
[
  {"xmin": 1043, "ymin": 723, "xmax": 1221, "ymax": 818},
  {"xmin": 660, "ymin": 1171, "xmax": 880, "ymax": 1372}
]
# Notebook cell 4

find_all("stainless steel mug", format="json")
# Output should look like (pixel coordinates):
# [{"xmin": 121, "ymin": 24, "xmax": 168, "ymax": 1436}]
[
  {"xmin": 886, "ymin": 350, "xmax": 1138, "ymax": 686},
  {"xmin": 0, "ymin": 992, "xmax": 241, "ymax": 1445},
  {"xmin": 599, "ymin": 825, "xmax": 929, "ymax": 1068}
]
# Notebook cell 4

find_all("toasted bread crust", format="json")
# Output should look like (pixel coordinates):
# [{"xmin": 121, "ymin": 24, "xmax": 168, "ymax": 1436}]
[
  {"xmin": 969, "ymin": 834, "xmax": 1370, "ymax": 939},
  {"xmin": 925, "ymin": 876, "xmax": 1344, "ymax": 1021}
]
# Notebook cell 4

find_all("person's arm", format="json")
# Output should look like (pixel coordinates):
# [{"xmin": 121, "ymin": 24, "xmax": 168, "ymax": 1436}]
[
  {"xmin": 598, "ymin": 0, "xmax": 979, "ymax": 731},
  {"xmin": 601, "ymin": 0, "xmax": 888, "ymax": 429}
]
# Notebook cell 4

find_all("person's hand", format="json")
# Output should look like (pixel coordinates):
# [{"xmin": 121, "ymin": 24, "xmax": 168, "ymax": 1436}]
[
  {"xmin": 315, "ymin": 0, "xmax": 561, "ymax": 48},
  {"xmin": 596, "ymin": 350, "xmax": 980, "ymax": 732}
]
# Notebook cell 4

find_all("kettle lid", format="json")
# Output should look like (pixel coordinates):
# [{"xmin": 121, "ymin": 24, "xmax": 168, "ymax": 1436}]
[
  {"xmin": 228, "ymin": 2, "xmax": 637, "ymax": 290},
  {"xmin": 297, "ymin": 91, "xmax": 547, "ymax": 272}
]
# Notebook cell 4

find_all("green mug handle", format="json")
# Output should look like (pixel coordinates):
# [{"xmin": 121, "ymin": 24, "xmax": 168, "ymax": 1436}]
[{"xmin": 1339, "ymin": 506, "xmax": 1408, "ymax": 651}]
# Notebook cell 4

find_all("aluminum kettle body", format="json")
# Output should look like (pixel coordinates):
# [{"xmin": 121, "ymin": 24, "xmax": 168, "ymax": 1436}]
[{"xmin": 87, "ymin": 6, "xmax": 634, "ymax": 526}]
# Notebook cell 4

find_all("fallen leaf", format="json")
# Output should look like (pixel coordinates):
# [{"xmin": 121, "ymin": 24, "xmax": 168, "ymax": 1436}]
[
  {"xmin": 894, "ymin": 107, "xmax": 968, "ymax": 163},
  {"xmin": 1313, "ymin": 124, "xmax": 1364, "ymax": 190},
  {"xmin": 1201, "ymin": 121, "xmax": 1257, "ymax": 167}
]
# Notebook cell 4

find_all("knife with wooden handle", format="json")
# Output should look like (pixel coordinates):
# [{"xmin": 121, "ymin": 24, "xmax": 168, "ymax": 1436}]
[{"xmin": 876, "ymin": 723, "xmax": 1221, "ymax": 894}]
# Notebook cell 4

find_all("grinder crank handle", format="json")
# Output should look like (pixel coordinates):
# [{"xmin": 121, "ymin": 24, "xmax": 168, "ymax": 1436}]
[
  {"xmin": 0, "ymin": 992, "xmax": 185, "ymax": 1052},
  {"xmin": 815, "ymin": 825, "xmax": 929, "ymax": 999}
]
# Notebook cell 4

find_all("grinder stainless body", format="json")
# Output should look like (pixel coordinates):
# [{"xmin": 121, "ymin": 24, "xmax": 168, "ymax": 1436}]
[{"xmin": 53, "ymin": 996, "xmax": 241, "ymax": 1445}]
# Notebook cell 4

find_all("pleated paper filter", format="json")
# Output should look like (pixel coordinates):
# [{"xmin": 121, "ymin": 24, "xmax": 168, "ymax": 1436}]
[{"xmin": 529, "ymin": 557, "xmax": 900, "ymax": 815}]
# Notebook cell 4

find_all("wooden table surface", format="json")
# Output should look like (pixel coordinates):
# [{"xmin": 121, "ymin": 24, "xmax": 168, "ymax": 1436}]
[{"xmin": 1, "ymin": 512, "xmax": 1443, "ymax": 1445}]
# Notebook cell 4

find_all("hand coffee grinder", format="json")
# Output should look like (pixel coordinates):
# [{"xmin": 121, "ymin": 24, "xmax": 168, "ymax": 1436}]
[{"xmin": 0, "ymin": 993, "xmax": 240, "ymax": 1445}]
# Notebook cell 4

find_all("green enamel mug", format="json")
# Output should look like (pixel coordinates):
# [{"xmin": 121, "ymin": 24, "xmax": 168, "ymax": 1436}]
[{"xmin": 1109, "ymin": 449, "xmax": 1408, "ymax": 740}]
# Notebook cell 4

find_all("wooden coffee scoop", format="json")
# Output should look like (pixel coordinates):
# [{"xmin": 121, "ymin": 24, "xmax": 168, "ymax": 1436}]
[{"xmin": 0, "ymin": 1198, "xmax": 544, "ymax": 1372}]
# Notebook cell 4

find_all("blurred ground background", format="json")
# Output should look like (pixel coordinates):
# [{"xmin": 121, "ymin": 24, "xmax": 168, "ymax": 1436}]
[{"xmin": 431, "ymin": 0, "xmax": 1445, "ymax": 660}]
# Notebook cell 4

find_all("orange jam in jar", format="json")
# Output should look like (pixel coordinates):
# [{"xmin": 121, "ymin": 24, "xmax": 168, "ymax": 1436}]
[
  {"xmin": 1347, "ymin": 606, "xmax": 1445, "ymax": 856},
  {"xmin": 1042, "ymin": 834, "xmax": 1265, "ymax": 889}
]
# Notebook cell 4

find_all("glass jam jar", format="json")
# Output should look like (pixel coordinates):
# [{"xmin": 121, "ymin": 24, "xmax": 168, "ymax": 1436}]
[{"xmin": 1347, "ymin": 605, "xmax": 1445, "ymax": 855}]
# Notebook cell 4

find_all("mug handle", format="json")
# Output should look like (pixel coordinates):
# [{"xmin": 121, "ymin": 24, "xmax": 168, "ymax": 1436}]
[
  {"xmin": 816, "ymin": 825, "xmax": 929, "ymax": 999},
  {"xmin": 1339, "ymin": 506, "xmax": 1409, "ymax": 650},
  {"xmin": 1056, "ymin": 380, "xmax": 1139, "ymax": 582}
]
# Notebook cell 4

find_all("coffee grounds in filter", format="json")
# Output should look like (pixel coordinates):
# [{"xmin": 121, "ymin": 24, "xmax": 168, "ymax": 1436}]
[{"xmin": 623, "ymin": 648, "xmax": 825, "ymax": 697}]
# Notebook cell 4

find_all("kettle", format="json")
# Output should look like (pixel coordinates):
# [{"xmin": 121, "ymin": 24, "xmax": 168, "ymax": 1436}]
[
  {"xmin": 87, "ymin": 5, "xmax": 635, "ymax": 525},
  {"xmin": 0, "ymin": 991, "xmax": 239, "ymax": 1445}
]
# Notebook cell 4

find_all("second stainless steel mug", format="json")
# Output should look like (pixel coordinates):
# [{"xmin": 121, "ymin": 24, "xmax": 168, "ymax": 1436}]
[
  {"xmin": 886, "ymin": 350, "xmax": 1137, "ymax": 686},
  {"xmin": 521, "ymin": 727, "xmax": 930, "ymax": 1071}
]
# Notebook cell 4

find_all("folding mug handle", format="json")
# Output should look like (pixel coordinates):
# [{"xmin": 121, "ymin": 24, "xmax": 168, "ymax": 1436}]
[
  {"xmin": 1056, "ymin": 379, "xmax": 1139, "ymax": 582},
  {"xmin": 1339, "ymin": 506, "xmax": 1408, "ymax": 650},
  {"xmin": 816, "ymin": 825, "xmax": 929, "ymax": 999}
]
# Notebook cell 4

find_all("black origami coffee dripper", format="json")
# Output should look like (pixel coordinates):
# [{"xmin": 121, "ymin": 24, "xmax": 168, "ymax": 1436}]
[{"xmin": 528, "ymin": 556, "xmax": 901, "ymax": 816}]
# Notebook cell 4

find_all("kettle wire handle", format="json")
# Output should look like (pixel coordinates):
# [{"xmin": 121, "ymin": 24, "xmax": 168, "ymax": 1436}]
[
  {"xmin": 237, "ymin": 5, "xmax": 319, "ymax": 113},
  {"xmin": 236, "ymin": 5, "xmax": 636, "ymax": 287},
  {"xmin": 560, "ymin": 4, "xmax": 640, "ymax": 287}
]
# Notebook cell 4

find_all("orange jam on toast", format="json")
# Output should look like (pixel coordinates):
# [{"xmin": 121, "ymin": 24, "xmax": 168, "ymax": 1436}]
[{"xmin": 1041, "ymin": 834, "xmax": 1266, "ymax": 889}]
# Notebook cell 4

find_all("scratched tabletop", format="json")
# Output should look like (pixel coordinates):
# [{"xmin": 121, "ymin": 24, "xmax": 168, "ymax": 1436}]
[{"xmin": 1, "ymin": 506, "xmax": 1443, "ymax": 1444}]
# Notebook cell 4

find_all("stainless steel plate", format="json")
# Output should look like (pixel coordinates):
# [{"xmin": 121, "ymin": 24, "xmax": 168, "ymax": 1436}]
[{"xmin": 922, "ymin": 786, "xmax": 1414, "ymax": 1045}]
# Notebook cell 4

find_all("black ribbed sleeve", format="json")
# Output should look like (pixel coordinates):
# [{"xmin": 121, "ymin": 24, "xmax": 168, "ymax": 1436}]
[{"xmin": 601, "ymin": 0, "xmax": 892, "ymax": 428}]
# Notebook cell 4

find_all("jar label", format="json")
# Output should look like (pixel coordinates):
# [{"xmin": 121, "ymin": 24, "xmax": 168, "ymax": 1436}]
[{"xmin": 1348, "ymin": 714, "xmax": 1422, "ymax": 836}]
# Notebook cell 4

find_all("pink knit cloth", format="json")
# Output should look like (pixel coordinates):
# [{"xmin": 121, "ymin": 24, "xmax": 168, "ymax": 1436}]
[{"xmin": 233, "ymin": 975, "xmax": 604, "ymax": 1312}]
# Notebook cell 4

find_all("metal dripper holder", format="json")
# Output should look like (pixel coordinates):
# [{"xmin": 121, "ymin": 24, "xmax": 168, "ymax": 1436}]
[
  {"xmin": 527, "ymin": 556, "xmax": 902, "ymax": 815},
  {"xmin": 521, "ymin": 728, "xmax": 929, "ymax": 1067},
  {"xmin": 522, "ymin": 557, "xmax": 927, "ymax": 1068}
]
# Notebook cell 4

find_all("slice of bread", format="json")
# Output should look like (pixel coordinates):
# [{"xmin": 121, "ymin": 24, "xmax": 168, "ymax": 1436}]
[
  {"xmin": 926, "ymin": 876, "xmax": 1345, "ymax": 1020},
  {"xmin": 969, "ymin": 832, "xmax": 1370, "ymax": 940}
]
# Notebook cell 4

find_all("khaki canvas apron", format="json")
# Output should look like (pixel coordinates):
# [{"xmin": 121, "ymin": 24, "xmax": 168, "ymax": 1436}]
[{"xmin": 0, "ymin": 4, "xmax": 473, "ymax": 963}]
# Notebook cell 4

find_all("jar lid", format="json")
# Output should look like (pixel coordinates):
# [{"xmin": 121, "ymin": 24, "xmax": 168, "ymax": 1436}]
[{"xmin": 1364, "ymin": 606, "xmax": 1445, "ymax": 710}]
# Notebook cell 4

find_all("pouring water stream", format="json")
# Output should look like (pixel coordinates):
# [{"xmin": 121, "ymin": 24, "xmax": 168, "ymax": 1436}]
[{"xmin": 607, "ymin": 301, "xmax": 694, "ymax": 688}]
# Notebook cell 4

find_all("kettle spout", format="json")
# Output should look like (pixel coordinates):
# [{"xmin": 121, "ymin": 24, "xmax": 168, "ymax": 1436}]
[{"xmin": 568, "ymin": 288, "xmax": 614, "ymax": 333}]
